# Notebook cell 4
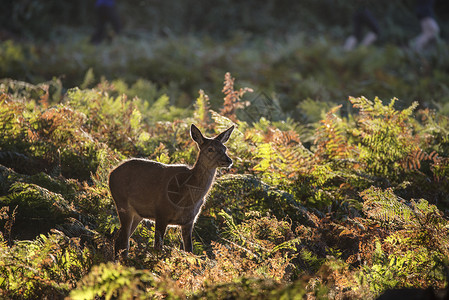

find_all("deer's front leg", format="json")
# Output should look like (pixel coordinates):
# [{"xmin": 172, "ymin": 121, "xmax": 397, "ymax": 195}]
[
  {"xmin": 154, "ymin": 219, "xmax": 168, "ymax": 250},
  {"xmin": 181, "ymin": 223, "xmax": 193, "ymax": 252},
  {"xmin": 115, "ymin": 210, "xmax": 135, "ymax": 258}
]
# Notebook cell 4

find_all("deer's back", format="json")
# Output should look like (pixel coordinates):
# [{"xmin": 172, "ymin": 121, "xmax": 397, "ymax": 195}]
[{"xmin": 109, "ymin": 158, "xmax": 190, "ymax": 206}]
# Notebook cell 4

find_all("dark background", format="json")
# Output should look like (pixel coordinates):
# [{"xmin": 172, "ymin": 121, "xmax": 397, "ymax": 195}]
[{"xmin": 1, "ymin": 0, "xmax": 448, "ymax": 41}]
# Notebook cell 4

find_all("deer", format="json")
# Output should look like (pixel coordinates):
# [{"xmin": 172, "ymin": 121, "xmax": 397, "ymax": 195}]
[{"xmin": 109, "ymin": 124, "xmax": 234, "ymax": 258}]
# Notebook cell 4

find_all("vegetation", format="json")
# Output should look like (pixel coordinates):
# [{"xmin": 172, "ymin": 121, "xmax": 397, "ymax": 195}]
[
  {"xmin": 1, "ymin": 1, "xmax": 449, "ymax": 298},
  {"xmin": 1, "ymin": 71, "xmax": 448, "ymax": 298}
]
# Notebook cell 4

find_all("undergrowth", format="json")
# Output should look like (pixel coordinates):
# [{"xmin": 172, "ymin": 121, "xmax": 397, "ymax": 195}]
[
  {"xmin": 0, "ymin": 73, "xmax": 448, "ymax": 299},
  {"xmin": 2, "ymin": 29, "xmax": 449, "ymax": 117}
]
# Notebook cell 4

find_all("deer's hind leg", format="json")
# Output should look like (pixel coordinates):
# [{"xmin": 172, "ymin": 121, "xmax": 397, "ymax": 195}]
[{"xmin": 115, "ymin": 207, "xmax": 141, "ymax": 258}]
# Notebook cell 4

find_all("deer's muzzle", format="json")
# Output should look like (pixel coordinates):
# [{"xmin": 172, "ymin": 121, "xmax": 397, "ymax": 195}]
[{"xmin": 220, "ymin": 156, "xmax": 233, "ymax": 168}]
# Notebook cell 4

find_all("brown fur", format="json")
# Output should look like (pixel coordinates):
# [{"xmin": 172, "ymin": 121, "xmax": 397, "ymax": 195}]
[{"xmin": 109, "ymin": 124, "xmax": 234, "ymax": 257}]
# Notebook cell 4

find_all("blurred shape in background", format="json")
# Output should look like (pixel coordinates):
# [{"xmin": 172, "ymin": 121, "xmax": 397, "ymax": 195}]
[
  {"xmin": 90, "ymin": 0, "xmax": 121, "ymax": 44},
  {"xmin": 413, "ymin": 0, "xmax": 440, "ymax": 52},
  {"xmin": 344, "ymin": 2, "xmax": 380, "ymax": 51}
]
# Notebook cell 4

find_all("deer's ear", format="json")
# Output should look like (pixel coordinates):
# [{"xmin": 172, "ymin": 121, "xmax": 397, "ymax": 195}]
[
  {"xmin": 215, "ymin": 125, "xmax": 234, "ymax": 144},
  {"xmin": 190, "ymin": 124, "xmax": 205, "ymax": 145}
]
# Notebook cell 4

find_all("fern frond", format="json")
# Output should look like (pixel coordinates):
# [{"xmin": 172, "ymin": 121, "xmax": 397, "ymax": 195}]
[
  {"xmin": 361, "ymin": 186, "xmax": 413, "ymax": 226},
  {"xmin": 210, "ymin": 110, "xmax": 235, "ymax": 132},
  {"xmin": 401, "ymin": 149, "xmax": 442, "ymax": 173},
  {"xmin": 194, "ymin": 89, "xmax": 211, "ymax": 129},
  {"xmin": 349, "ymin": 97, "xmax": 421, "ymax": 178},
  {"xmin": 314, "ymin": 105, "xmax": 355, "ymax": 161},
  {"xmin": 220, "ymin": 72, "xmax": 253, "ymax": 122}
]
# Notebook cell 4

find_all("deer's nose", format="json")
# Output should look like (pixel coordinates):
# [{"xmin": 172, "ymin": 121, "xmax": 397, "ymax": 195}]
[{"xmin": 222, "ymin": 156, "xmax": 233, "ymax": 167}]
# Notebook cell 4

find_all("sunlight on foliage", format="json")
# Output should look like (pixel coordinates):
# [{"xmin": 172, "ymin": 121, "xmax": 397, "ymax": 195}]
[{"xmin": 1, "ymin": 74, "xmax": 449, "ymax": 299}]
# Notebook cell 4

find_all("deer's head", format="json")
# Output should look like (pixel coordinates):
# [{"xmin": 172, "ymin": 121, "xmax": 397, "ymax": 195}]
[{"xmin": 190, "ymin": 124, "xmax": 234, "ymax": 169}]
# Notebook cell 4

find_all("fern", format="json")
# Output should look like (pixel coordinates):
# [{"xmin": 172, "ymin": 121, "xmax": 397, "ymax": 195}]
[
  {"xmin": 80, "ymin": 68, "xmax": 95, "ymax": 90},
  {"xmin": 314, "ymin": 105, "xmax": 355, "ymax": 161},
  {"xmin": 216, "ymin": 209, "xmax": 297, "ymax": 281},
  {"xmin": 360, "ymin": 186, "xmax": 449, "ymax": 292},
  {"xmin": 401, "ymin": 149, "xmax": 442, "ymax": 174},
  {"xmin": 246, "ymin": 119, "xmax": 314, "ymax": 184},
  {"xmin": 350, "ymin": 96, "xmax": 420, "ymax": 179},
  {"xmin": 194, "ymin": 89, "xmax": 211, "ymax": 129},
  {"xmin": 361, "ymin": 186, "xmax": 449, "ymax": 257},
  {"xmin": 0, "ymin": 231, "xmax": 91, "ymax": 299},
  {"xmin": 220, "ymin": 72, "xmax": 253, "ymax": 122},
  {"xmin": 70, "ymin": 263, "xmax": 159, "ymax": 300},
  {"xmin": 361, "ymin": 186, "xmax": 413, "ymax": 226}
]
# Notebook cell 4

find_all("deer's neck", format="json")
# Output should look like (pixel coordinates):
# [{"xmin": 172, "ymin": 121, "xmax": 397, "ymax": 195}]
[{"xmin": 190, "ymin": 162, "xmax": 217, "ymax": 190}]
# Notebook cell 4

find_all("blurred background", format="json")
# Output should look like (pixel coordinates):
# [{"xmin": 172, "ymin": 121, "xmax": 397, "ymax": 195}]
[{"xmin": 1, "ymin": 0, "xmax": 449, "ymax": 121}]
